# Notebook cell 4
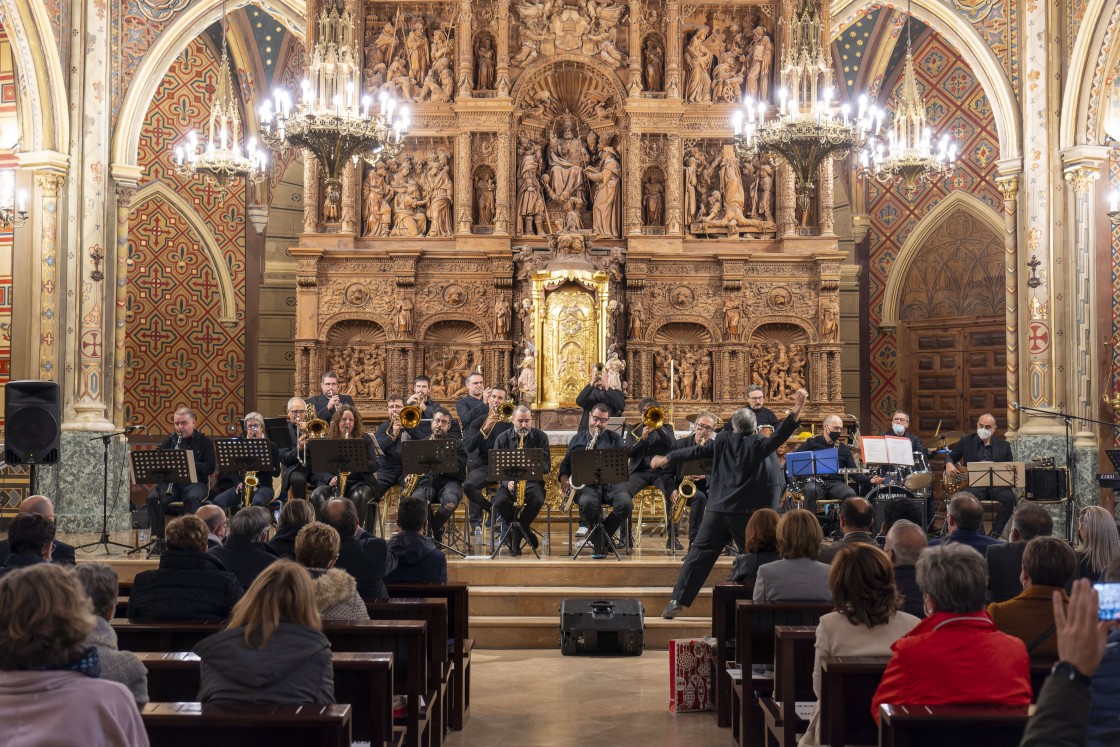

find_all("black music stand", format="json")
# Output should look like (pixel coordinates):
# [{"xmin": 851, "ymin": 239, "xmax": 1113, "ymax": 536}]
[
  {"xmin": 264, "ymin": 417, "xmax": 294, "ymax": 450},
  {"xmin": 76, "ymin": 429, "xmax": 134, "ymax": 556},
  {"xmin": 402, "ymin": 439, "xmax": 467, "ymax": 557},
  {"xmin": 570, "ymin": 447, "xmax": 628, "ymax": 560},
  {"xmin": 307, "ymin": 438, "xmax": 369, "ymax": 495},
  {"xmin": 487, "ymin": 448, "xmax": 547, "ymax": 559},
  {"xmin": 128, "ymin": 448, "xmax": 197, "ymax": 557},
  {"xmin": 967, "ymin": 461, "xmax": 1023, "ymax": 535},
  {"xmin": 214, "ymin": 438, "xmax": 276, "ymax": 509}
]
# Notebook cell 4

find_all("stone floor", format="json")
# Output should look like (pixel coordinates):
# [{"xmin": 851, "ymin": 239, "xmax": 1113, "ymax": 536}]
[{"xmin": 444, "ymin": 649, "xmax": 724, "ymax": 747}]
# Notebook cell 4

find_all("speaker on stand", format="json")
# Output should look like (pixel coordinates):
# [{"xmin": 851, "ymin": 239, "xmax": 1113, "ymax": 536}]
[{"xmin": 4, "ymin": 380, "xmax": 62, "ymax": 494}]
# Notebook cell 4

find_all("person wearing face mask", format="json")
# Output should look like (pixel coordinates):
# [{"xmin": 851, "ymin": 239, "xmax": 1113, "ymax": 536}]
[
  {"xmin": 946, "ymin": 413, "xmax": 1016, "ymax": 537},
  {"xmin": 870, "ymin": 411, "xmax": 930, "ymax": 488},
  {"xmin": 794, "ymin": 414, "xmax": 868, "ymax": 513}
]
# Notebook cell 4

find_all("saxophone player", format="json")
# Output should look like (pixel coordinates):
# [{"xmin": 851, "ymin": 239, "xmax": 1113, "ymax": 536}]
[
  {"xmin": 670, "ymin": 412, "xmax": 718, "ymax": 546},
  {"xmin": 400, "ymin": 408, "xmax": 467, "ymax": 543},
  {"xmin": 210, "ymin": 412, "xmax": 282, "ymax": 510},
  {"xmin": 622, "ymin": 397, "xmax": 680, "ymax": 550},
  {"xmin": 145, "ymin": 407, "xmax": 215, "ymax": 540},
  {"xmin": 558, "ymin": 403, "xmax": 627, "ymax": 557},
  {"xmin": 462, "ymin": 386, "xmax": 512, "ymax": 537},
  {"xmin": 309, "ymin": 405, "xmax": 379, "ymax": 523},
  {"xmin": 491, "ymin": 405, "xmax": 550, "ymax": 556}
]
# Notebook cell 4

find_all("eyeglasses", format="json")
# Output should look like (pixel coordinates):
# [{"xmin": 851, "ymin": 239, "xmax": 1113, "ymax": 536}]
[{"xmin": 589, "ymin": 415, "xmax": 609, "ymax": 424}]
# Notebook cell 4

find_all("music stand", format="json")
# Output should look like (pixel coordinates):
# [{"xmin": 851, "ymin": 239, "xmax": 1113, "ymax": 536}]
[
  {"xmin": 401, "ymin": 439, "xmax": 466, "ymax": 557},
  {"xmin": 487, "ymin": 448, "xmax": 547, "ymax": 559},
  {"xmin": 307, "ymin": 438, "xmax": 369, "ymax": 490},
  {"xmin": 785, "ymin": 448, "xmax": 839, "ymax": 479},
  {"xmin": 569, "ymin": 447, "xmax": 628, "ymax": 560},
  {"xmin": 128, "ymin": 449, "xmax": 197, "ymax": 557},
  {"xmin": 264, "ymin": 417, "xmax": 294, "ymax": 450},
  {"xmin": 214, "ymin": 438, "xmax": 276, "ymax": 509},
  {"xmin": 967, "ymin": 461, "xmax": 1024, "ymax": 489}
]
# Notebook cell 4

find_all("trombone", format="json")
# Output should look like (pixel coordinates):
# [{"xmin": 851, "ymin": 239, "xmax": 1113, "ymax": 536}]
[
  {"xmin": 635, "ymin": 405, "xmax": 666, "ymax": 441},
  {"xmin": 297, "ymin": 403, "xmax": 328, "ymax": 465}
]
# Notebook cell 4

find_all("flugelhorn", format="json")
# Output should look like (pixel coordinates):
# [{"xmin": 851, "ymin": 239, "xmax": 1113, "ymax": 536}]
[{"xmin": 399, "ymin": 405, "xmax": 423, "ymax": 429}]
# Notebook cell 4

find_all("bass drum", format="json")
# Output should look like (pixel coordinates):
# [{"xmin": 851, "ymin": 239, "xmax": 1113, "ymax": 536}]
[{"xmin": 867, "ymin": 485, "xmax": 925, "ymax": 530}]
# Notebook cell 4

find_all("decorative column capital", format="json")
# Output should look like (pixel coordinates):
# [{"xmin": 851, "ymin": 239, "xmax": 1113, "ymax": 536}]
[
  {"xmin": 1063, "ymin": 167, "xmax": 1100, "ymax": 194},
  {"xmin": 995, "ymin": 175, "xmax": 1019, "ymax": 202},
  {"xmin": 34, "ymin": 171, "xmax": 67, "ymax": 195},
  {"xmin": 115, "ymin": 182, "xmax": 138, "ymax": 208}
]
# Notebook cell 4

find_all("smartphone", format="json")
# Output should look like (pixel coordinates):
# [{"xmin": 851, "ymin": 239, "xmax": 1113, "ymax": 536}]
[{"xmin": 1094, "ymin": 582, "xmax": 1120, "ymax": 621}]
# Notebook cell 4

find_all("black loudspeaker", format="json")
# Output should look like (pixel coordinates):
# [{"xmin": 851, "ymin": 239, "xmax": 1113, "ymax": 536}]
[
  {"xmin": 1026, "ymin": 468, "xmax": 1067, "ymax": 500},
  {"xmin": 4, "ymin": 380, "xmax": 61, "ymax": 464},
  {"xmin": 560, "ymin": 598, "xmax": 644, "ymax": 656}
]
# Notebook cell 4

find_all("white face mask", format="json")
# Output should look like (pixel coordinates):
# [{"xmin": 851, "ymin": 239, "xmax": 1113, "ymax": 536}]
[
  {"xmin": 892, "ymin": 423, "xmax": 905, "ymax": 436},
  {"xmin": 977, "ymin": 427, "xmax": 993, "ymax": 441}
]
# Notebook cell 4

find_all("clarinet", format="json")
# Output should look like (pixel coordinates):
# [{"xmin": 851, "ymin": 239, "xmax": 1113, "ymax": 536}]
[{"xmin": 166, "ymin": 434, "xmax": 182, "ymax": 496}]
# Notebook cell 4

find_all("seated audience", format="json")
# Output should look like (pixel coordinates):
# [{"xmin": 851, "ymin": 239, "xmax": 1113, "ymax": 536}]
[
  {"xmin": 319, "ymin": 497, "xmax": 396, "ymax": 600},
  {"xmin": 1076, "ymin": 505, "xmax": 1118, "ymax": 583},
  {"xmin": 987, "ymin": 502, "xmax": 1053, "ymax": 603},
  {"xmin": 0, "ymin": 494, "xmax": 75, "ymax": 565},
  {"xmin": 295, "ymin": 521, "xmax": 370, "ymax": 623},
  {"xmin": 878, "ymin": 495, "xmax": 925, "ymax": 537},
  {"xmin": 196, "ymin": 504, "xmax": 228, "ymax": 549},
  {"xmin": 800, "ymin": 544, "xmax": 920, "ymax": 746},
  {"xmin": 871, "ymin": 543, "xmax": 1031, "ymax": 722},
  {"xmin": 127, "ymin": 515, "xmax": 242, "ymax": 621},
  {"xmin": 0, "ymin": 564, "xmax": 149, "ymax": 746},
  {"xmin": 1088, "ymin": 556, "xmax": 1120, "ymax": 747},
  {"xmin": 883, "ymin": 519, "xmax": 927, "ymax": 618},
  {"xmin": 819, "ymin": 497, "xmax": 876, "ymax": 563},
  {"xmin": 728, "ymin": 508, "xmax": 780, "ymax": 585},
  {"xmin": 753, "ymin": 509, "xmax": 832, "ymax": 602},
  {"xmin": 987, "ymin": 536, "xmax": 1077, "ymax": 664},
  {"xmin": 270, "ymin": 499, "xmax": 315, "ymax": 559},
  {"xmin": 75, "ymin": 562, "xmax": 148, "ymax": 705},
  {"xmin": 930, "ymin": 492, "xmax": 1002, "ymax": 553},
  {"xmin": 385, "ymin": 497, "xmax": 448, "ymax": 584},
  {"xmin": 0, "ymin": 513, "xmax": 55, "ymax": 578},
  {"xmin": 195, "ymin": 560, "xmax": 334, "ymax": 705},
  {"xmin": 208, "ymin": 506, "xmax": 279, "ymax": 590}
]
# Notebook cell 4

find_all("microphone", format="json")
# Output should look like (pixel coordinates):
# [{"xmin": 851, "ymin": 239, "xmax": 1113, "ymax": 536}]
[
  {"xmin": 124, "ymin": 424, "xmax": 146, "ymax": 433},
  {"xmin": 1009, "ymin": 401, "xmax": 1019, "ymax": 411}
]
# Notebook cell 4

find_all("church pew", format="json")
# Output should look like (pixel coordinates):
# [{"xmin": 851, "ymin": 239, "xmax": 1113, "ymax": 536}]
[
  {"xmin": 114, "ymin": 619, "xmax": 433, "ymax": 747},
  {"xmin": 386, "ymin": 582, "xmax": 471, "ymax": 731},
  {"xmin": 136, "ymin": 651, "xmax": 395, "ymax": 747},
  {"xmin": 820, "ymin": 655, "xmax": 890, "ymax": 747},
  {"xmin": 711, "ymin": 582, "xmax": 756, "ymax": 728},
  {"xmin": 759, "ymin": 626, "xmax": 817, "ymax": 747},
  {"xmin": 141, "ymin": 702, "xmax": 351, "ymax": 747},
  {"xmin": 878, "ymin": 703, "xmax": 1033, "ymax": 746}
]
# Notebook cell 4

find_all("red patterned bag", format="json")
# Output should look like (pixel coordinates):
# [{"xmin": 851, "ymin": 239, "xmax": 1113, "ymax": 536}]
[{"xmin": 669, "ymin": 637, "xmax": 714, "ymax": 713}]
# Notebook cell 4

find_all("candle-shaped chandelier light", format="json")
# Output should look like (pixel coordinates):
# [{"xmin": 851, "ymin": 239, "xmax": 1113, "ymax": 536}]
[
  {"xmin": 258, "ymin": 0, "xmax": 408, "ymax": 212},
  {"xmin": 173, "ymin": 2, "xmax": 268, "ymax": 196},
  {"xmin": 0, "ymin": 169, "xmax": 28, "ymax": 228}
]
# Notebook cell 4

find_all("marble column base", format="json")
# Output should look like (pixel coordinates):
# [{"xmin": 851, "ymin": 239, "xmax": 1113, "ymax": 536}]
[
  {"xmin": 35, "ymin": 431, "xmax": 132, "ymax": 533},
  {"xmin": 1011, "ymin": 434, "xmax": 1100, "ymax": 538}
]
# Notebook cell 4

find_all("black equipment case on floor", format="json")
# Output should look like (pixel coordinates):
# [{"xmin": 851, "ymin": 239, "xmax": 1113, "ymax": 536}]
[{"xmin": 559, "ymin": 598, "xmax": 644, "ymax": 656}]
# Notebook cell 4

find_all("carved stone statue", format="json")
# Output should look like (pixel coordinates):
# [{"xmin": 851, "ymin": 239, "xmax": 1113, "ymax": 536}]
[
  {"xmin": 605, "ymin": 350, "xmax": 625, "ymax": 391},
  {"xmin": 723, "ymin": 298, "xmax": 741, "ymax": 339},
  {"xmin": 743, "ymin": 26, "xmax": 773, "ymax": 102},
  {"xmin": 475, "ymin": 35, "xmax": 496, "ymax": 90},
  {"xmin": 711, "ymin": 58, "xmax": 743, "ymax": 103},
  {"xmin": 517, "ymin": 136, "xmax": 547, "ymax": 235},
  {"xmin": 712, "ymin": 144, "xmax": 749, "ymax": 229},
  {"xmin": 643, "ymin": 37, "xmax": 663, "ymax": 92},
  {"xmin": 423, "ymin": 149, "xmax": 454, "ymax": 237},
  {"xmin": 628, "ymin": 299, "xmax": 643, "ymax": 339},
  {"xmin": 685, "ymin": 27, "xmax": 714, "ymax": 104},
  {"xmin": 405, "ymin": 19, "xmax": 430, "ymax": 84},
  {"xmin": 585, "ymin": 144, "xmax": 621, "ymax": 238},
  {"xmin": 516, "ymin": 347, "xmax": 537, "ymax": 402},
  {"xmin": 395, "ymin": 297, "xmax": 413, "ymax": 334},
  {"xmin": 512, "ymin": 4, "xmax": 550, "ymax": 67},
  {"xmin": 363, "ymin": 163, "xmax": 392, "ymax": 237},
  {"xmin": 323, "ymin": 183, "xmax": 340, "ymax": 222},
  {"xmin": 683, "ymin": 148, "xmax": 707, "ymax": 227},
  {"xmin": 820, "ymin": 300, "xmax": 838, "ymax": 342},
  {"xmin": 642, "ymin": 173, "xmax": 664, "ymax": 226},
  {"xmin": 544, "ymin": 115, "xmax": 588, "ymax": 208},
  {"xmin": 419, "ymin": 56, "xmax": 455, "ymax": 102},
  {"xmin": 495, "ymin": 298, "xmax": 512, "ymax": 335},
  {"xmin": 475, "ymin": 171, "xmax": 496, "ymax": 225}
]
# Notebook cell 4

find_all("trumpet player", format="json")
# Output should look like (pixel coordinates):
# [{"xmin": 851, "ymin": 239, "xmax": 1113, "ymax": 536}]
[
  {"xmin": 210, "ymin": 412, "xmax": 282, "ymax": 510},
  {"xmin": 670, "ymin": 412, "xmax": 718, "ymax": 546},
  {"xmin": 372, "ymin": 394, "xmax": 411, "ymax": 505},
  {"xmin": 575, "ymin": 363, "xmax": 625, "ymax": 432},
  {"xmin": 306, "ymin": 371, "xmax": 355, "ymax": 420},
  {"xmin": 491, "ymin": 405, "xmax": 550, "ymax": 556},
  {"xmin": 463, "ymin": 386, "xmax": 512, "ymax": 536},
  {"xmin": 455, "ymin": 372, "xmax": 490, "ymax": 428},
  {"xmin": 279, "ymin": 397, "xmax": 310, "ymax": 501},
  {"xmin": 794, "ymin": 414, "xmax": 866, "ymax": 512},
  {"xmin": 559, "ymin": 403, "xmax": 627, "ymax": 558},
  {"xmin": 309, "ymin": 405, "xmax": 379, "ymax": 523},
  {"xmin": 401, "ymin": 408, "xmax": 467, "ymax": 543},
  {"xmin": 623, "ymin": 398, "xmax": 680, "ymax": 550},
  {"xmin": 145, "ymin": 407, "xmax": 215, "ymax": 541}
]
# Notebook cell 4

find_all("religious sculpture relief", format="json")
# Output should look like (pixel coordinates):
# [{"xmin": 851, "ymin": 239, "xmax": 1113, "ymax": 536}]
[
  {"xmin": 363, "ymin": 8, "xmax": 455, "ymax": 104},
  {"xmin": 642, "ymin": 36, "xmax": 664, "ymax": 92},
  {"xmin": 642, "ymin": 169, "xmax": 665, "ymax": 226},
  {"xmin": 511, "ymin": 0, "xmax": 628, "ymax": 69},
  {"xmin": 654, "ymin": 346, "xmax": 712, "ymax": 402},
  {"xmin": 748, "ymin": 324, "xmax": 810, "ymax": 402},
  {"xmin": 361, "ymin": 148, "xmax": 454, "ymax": 238},
  {"xmin": 681, "ymin": 10, "xmax": 775, "ymax": 106},
  {"xmin": 425, "ymin": 348, "xmax": 482, "ymax": 398},
  {"xmin": 325, "ymin": 321, "xmax": 390, "ymax": 401},
  {"xmin": 684, "ymin": 27, "xmax": 714, "ymax": 103},
  {"xmin": 473, "ymin": 166, "xmax": 497, "ymax": 226},
  {"xmin": 474, "ymin": 33, "xmax": 497, "ymax": 90},
  {"xmin": 683, "ymin": 141, "xmax": 776, "ymax": 238},
  {"xmin": 516, "ymin": 133, "xmax": 548, "ymax": 235},
  {"xmin": 515, "ymin": 345, "xmax": 537, "ymax": 402}
]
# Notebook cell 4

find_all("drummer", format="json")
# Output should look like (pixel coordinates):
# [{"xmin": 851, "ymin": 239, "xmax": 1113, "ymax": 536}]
[
  {"xmin": 871, "ymin": 410, "xmax": 930, "ymax": 486},
  {"xmin": 794, "ymin": 415, "xmax": 868, "ymax": 512}
]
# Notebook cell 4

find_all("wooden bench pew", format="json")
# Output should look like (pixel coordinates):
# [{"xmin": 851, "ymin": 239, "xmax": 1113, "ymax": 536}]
[
  {"xmin": 878, "ymin": 703, "xmax": 1033, "ymax": 746},
  {"xmin": 137, "ymin": 651, "xmax": 395, "ymax": 747},
  {"xmin": 711, "ymin": 582, "xmax": 755, "ymax": 728},
  {"xmin": 141, "ymin": 702, "xmax": 351, "ymax": 747},
  {"xmin": 368, "ymin": 599, "xmax": 449, "ymax": 741},
  {"xmin": 759, "ymin": 626, "xmax": 817, "ymax": 747},
  {"xmin": 386, "ymin": 582, "xmax": 471, "ymax": 731},
  {"xmin": 820, "ymin": 655, "xmax": 890, "ymax": 747}
]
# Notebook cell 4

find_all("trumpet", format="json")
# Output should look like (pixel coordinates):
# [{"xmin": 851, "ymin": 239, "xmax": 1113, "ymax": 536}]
[{"xmin": 399, "ymin": 405, "xmax": 423, "ymax": 429}]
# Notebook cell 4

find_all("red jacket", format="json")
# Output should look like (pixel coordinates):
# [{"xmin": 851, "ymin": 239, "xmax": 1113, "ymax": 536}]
[{"xmin": 871, "ymin": 611, "xmax": 1031, "ymax": 723}]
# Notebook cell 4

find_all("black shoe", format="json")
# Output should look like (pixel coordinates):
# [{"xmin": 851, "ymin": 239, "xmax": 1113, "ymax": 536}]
[
  {"xmin": 662, "ymin": 600, "xmax": 683, "ymax": 619},
  {"xmin": 666, "ymin": 535, "xmax": 683, "ymax": 551},
  {"xmin": 525, "ymin": 529, "xmax": 540, "ymax": 551}
]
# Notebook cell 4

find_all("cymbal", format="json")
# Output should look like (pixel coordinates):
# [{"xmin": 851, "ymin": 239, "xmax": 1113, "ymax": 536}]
[{"xmin": 923, "ymin": 431, "xmax": 965, "ymax": 449}]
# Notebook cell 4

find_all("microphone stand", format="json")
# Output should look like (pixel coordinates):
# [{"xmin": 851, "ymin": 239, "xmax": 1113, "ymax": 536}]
[
  {"xmin": 76, "ymin": 428, "xmax": 136, "ymax": 555},
  {"xmin": 1011, "ymin": 403, "xmax": 1120, "ymax": 542}
]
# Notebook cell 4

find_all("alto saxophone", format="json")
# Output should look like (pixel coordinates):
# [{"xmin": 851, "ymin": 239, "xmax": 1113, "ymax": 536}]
[
  {"xmin": 561, "ymin": 427, "xmax": 599, "ymax": 512},
  {"xmin": 243, "ymin": 471, "xmax": 258, "ymax": 507},
  {"xmin": 516, "ymin": 432, "xmax": 526, "ymax": 508},
  {"xmin": 401, "ymin": 432, "xmax": 426, "ymax": 498},
  {"xmin": 671, "ymin": 434, "xmax": 708, "ymax": 525}
]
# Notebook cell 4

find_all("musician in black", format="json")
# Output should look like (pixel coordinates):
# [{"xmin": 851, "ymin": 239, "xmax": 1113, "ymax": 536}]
[
  {"xmin": 947, "ymin": 413, "xmax": 1016, "ymax": 537},
  {"xmin": 726, "ymin": 385, "xmax": 785, "ymax": 509},
  {"xmin": 146, "ymin": 407, "xmax": 216, "ymax": 538},
  {"xmin": 279, "ymin": 397, "xmax": 310, "ymax": 501},
  {"xmin": 655, "ymin": 389, "xmax": 807, "ymax": 618},
  {"xmin": 210, "ymin": 412, "xmax": 282, "ymax": 510},
  {"xmin": 575, "ymin": 367, "xmax": 625, "ymax": 432},
  {"xmin": 794, "ymin": 414, "xmax": 867, "ymax": 512},
  {"xmin": 372, "ymin": 393, "xmax": 408, "ymax": 506},
  {"xmin": 309, "ymin": 405, "xmax": 379, "ymax": 522},
  {"xmin": 462, "ymin": 387, "xmax": 511, "ymax": 536},
  {"xmin": 558, "ymin": 403, "xmax": 627, "ymax": 557},
  {"xmin": 401, "ymin": 408, "xmax": 467, "ymax": 543},
  {"xmin": 305, "ymin": 371, "xmax": 355, "ymax": 421},
  {"xmin": 491, "ymin": 405, "xmax": 551, "ymax": 555},
  {"xmin": 669, "ymin": 412, "xmax": 718, "ymax": 546},
  {"xmin": 622, "ymin": 398, "xmax": 680, "ymax": 549},
  {"xmin": 455, "ymin": 371, "xmax": 489, "ymax": 428},
  {"xmin": 881, "ymin": 410, "xmax": 929, "ymax": 459}
]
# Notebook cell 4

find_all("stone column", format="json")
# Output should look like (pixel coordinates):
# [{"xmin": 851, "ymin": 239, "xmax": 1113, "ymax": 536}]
[
  {"xmin": 496, "ymin": 0, "xmax": 511, "ymax": 97},
  {"xmin": 455, "ymin": 132, "xmax": 472, "ymax": 233},
  {"xmin": 778, "ymin": 164, "xmax": 796, "ymax": 236},
  {"xmin": 457, "ymin": 0, "xmax": 474, "ymax": 98},
  {"xmin": 627, "ymin": 0, "xmax": 642, "ymax": 96},
  {"xmin": 666, "ymin": 134, "xmax": 682, "ymax": 234},
  {"xmin": 111, "ymin": 177, "xmax": 139, "ymax": 425},
  {"xmin": 495, "ymin": 130, "xmax": 512, "ymax": 235},
  {"xmin": 341, "ymin": 164, "xmax": 358, "ymax": 234},
  {"xmin": 995, "ymin": 166, "xmax": 1021, "ymax": 432},
  {"xmin": 626, "ymin": 133, "xmax": 642, "ymax": 235},
  {"xmin": 24, "ymin": 164, "xmax": 67, "ymax": 380},
  {"xmin": 818, "ymin": 162, "xmax": 834, "ymax": 235},
  {"xmin": 665, "ymin": 0, "xmax": 681, "ymax": 99},
  {"xmin": 304, "ymin": 155, "xmax": 321, "ymax": 232}
]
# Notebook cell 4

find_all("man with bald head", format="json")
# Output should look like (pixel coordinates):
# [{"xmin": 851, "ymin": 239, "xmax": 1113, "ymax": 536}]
[
  {"xmin": 819, "ymin": 496, "xmax": 876, "ymax": 563},
  {"xmin": 0, "ymin": 495, "xmax": 75, "ymax": 565},
  {"xmin": 931, "ymin": 492, "xmax": 1002, "ymax": 553},
  {"xmin": 195, "ymin": 504, "xmax": 228, "ymax": 549},
  {"xmin": 793, "ymin": 414, "xmax": 868, "ymax": 512},
  {"xmin": 947, "ymin": 413, "xmax": 1016, "ymax": 537},
  {"xmin": 319, "ymin": 497, "xmax": 396, "ymax": 599},
  {"xmin": 885, "ymin": 518, "xmax": 928, "ymax": 617}
]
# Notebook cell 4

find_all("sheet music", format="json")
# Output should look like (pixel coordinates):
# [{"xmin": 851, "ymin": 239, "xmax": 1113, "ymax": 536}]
[{"xmin": 859, "ymin": 436, "xmax": 915, "ymax": 466}]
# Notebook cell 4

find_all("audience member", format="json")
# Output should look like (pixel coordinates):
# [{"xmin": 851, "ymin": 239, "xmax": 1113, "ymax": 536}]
[
  {"xmin": 385, "ymin": 497, "xmax": 448, "ymax": 584},
  {"xmin": 295, "ymin": 522, "xmax": 370, "ymax": 623},
  {"xmin": 0, "ymin": 564, "xmax": 149, "ymax": 746},
  {"xmin": 195, "ymin": 561, "xmax": 334, "ymax": 705},
  {"xmin": 800, "ymin": 544, "xmax": 920, "ymax": 746},
  {"xmin": 879, "ymin": 496, "xmax": 924, "ymax": 536},
  {"xmin": 127, "ymin": 515, "xmax": 242, "ymax": 621},
  {"xmin": 320, "ymin": 497, "xmax": 397, "ymax": 600},
  {"xmin": 819, "ymin": 497, "xmax": 876, "ymax": 563},
  {"xmin": 930, "ymin": 492, "xmax": 1002, "ymax": 553},
  {"xmin": 884, "ymin": 519, "xmax": 927, "ymax": 618},
  {"xmin": 1076, "ymin": 505, "xmax": 1118, "ymax": 583},
  {"xmin": 0, "ymin": 494, "xmax": 75, "ymax": 565},
  {"xmin": 1087, "ymin": 555, "xmax": 1120, "ymax": 747},
  {"xmin": 728, "ymin": 508, "xmax": 780, "ymax": 584},
  {"xmin": 0, "ymin": 513, "xmax": 55, "ymax": 578},
  {"xmin": 988, "ymin": 536, "xmax": 1077, "ymax": 664},
  {"xmin": 270, "ymin": 499, "xmax": 315, "ymax": 559},
  {"xmin": 753, "ymin": 509, "xmax": 831, "ymax": 601},
  {"xmin": 987, "ymin": 502, "xmax": 1053, "ymax": 603},
  {"xmin": 75, "ymin": 562, "xmax": 148, "ymax": 705},
  {"xmin": 871, "ymin": 543, "xmax": 1031, "ymax": 722},
  {"xmin": 196, "ymin": 504, "xmax": 228, "ymax": 549},
  {"xmin": 208, "ymin": 507, "xmax": 279, "ymax": 590}
]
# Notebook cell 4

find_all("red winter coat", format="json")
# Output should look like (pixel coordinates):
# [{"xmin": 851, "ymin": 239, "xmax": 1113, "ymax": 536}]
[{"xmin": 871, "ymin": 610, "xmax": 1031, "ymax": 723}]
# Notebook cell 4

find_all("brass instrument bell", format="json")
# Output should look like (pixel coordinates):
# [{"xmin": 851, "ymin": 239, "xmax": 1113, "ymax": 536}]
[{"xmin": 399, "ymin": 405, "xmax": 423, "ymax": 429}]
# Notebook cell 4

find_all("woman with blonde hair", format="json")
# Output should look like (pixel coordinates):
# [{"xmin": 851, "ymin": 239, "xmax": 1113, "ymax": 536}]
[
  {"xmin": 0, "ymin": 564, "xmax": 149, "ymax": 746},
  {"xmin": 753, "ymin": 508, "xmax": 832, "ymax": 601},
  {"xmin": 729, "ymin": 508, "xmax": 780, "ymax": 584},
  {"xmin": 296, "ymin": 521, "xmax": 370, "ymax": 623},
  {"xmin": 195, "ymin": 560, "xmax": 334, "ymax": 704},
  {"xmin": 310, "ymin": 404, "xmax": 379, "ymax": 522},
  {"xmin": 1076, "ymin": 505, "xmax": 1119, "ymax": 582}
]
